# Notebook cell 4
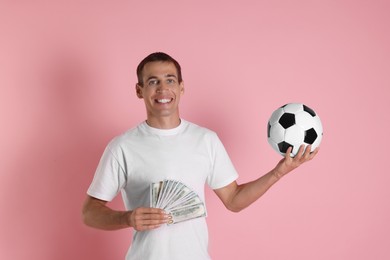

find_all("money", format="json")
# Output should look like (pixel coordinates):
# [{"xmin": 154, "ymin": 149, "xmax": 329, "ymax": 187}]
[{"xmin": 150, "ymin": 180, "xmax": 207, "ymax": 225}]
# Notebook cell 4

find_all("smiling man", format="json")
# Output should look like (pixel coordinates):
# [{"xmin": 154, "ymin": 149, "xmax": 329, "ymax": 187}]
[
  {"xmin": 135, "ymin": 58, "xmax": 184, "ymax": 129},
  {"xmin": 82, "ymin": 52, "xmax": 318, "ymax": 260}
]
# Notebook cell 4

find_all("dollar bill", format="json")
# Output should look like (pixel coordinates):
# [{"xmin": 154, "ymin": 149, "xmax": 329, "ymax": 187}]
[
  {"xmin": 169, "ymin": 203, "xmax": 206, "ymax": 225},
  {"xmin": 150, "ymin": 179, "xmax": 207, "ymax": 225},
  {"xmin": 150, "ymin": 181, "xmax": 163, "ymax": 208}
]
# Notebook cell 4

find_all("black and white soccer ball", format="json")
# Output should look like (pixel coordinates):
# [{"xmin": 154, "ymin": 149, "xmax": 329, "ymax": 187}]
[{"xmin": 267, "ymin": 103, "xmax": 323, "ymax": 157}]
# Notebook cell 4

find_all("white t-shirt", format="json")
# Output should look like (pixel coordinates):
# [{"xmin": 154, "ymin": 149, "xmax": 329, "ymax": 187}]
[{"xmin": 87, "ymin": 120, "xmax": 238, "ymax": 260}]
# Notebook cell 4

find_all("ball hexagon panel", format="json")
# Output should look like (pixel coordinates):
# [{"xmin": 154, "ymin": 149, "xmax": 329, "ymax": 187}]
[
  {"xmin": 268, "ymin": 123, "xmax": 285, "ymax": 143},
  {"xmin": 284, "ymin": 125, "xmax": 305, "ymax": 155},
  {"xmin": 284, "ymin": 125, "xmax": 305, "ymax": 144},
  {"xmin": 282, "ymin": 103, "xmax": 304, "ymax": 114},
  {"xmin": 268, "ymin": 107, "xmax": 285, "ymax": 125},
  {"xmin": 295, "ymin": 110, "xmax": 316, "ymax": 130}
]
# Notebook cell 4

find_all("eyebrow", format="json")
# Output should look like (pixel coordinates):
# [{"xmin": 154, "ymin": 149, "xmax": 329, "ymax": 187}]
[
  {"xmin": 146, "ymin": 76, "xmax": 158, "ymax": 82},
  {"xmin": 145, "ymin": 74, "xmax": 177, "ymax": 82},
  {"xmin": 164, "ymin": 74, "xmax": 177, "ymax": 79}
]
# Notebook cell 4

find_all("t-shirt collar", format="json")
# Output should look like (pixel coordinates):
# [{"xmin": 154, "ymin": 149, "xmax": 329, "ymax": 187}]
[{"xmin": 141, "ymin": 119, "xmax": 187, "ymax": 136}]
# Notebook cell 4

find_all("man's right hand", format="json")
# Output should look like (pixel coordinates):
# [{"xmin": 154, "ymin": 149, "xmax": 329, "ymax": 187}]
[
  {"xmin": 82, "ymin": 196, "xmax": 170, "ymax": 231},
  {"xmin": 128, "ymin": 207, "xmax": 170, "ymax": 231}
]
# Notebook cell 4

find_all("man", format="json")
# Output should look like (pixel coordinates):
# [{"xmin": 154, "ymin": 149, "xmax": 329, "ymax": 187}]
[{"xmin": 82, "ymin": 52, "xmax": 319, "ymax": 259}]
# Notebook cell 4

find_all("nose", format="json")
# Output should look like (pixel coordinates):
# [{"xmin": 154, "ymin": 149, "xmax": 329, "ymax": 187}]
[{"xmin": 156, "ymin": 81, "xmax": 169, "ymax": 92}]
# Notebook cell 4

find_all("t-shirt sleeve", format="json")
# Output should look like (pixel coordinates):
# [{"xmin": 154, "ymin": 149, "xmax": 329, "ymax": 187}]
[
  {"xmin": 87, "ymin": 143, "xmax": 127, "ymax": 202},
  {"xmin": 207, "ymin": 133, "xmax": 239, "ymax": 190}
]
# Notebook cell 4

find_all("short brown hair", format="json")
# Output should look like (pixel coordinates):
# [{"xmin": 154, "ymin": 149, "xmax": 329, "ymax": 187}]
[{"xmin": 136, "ymin": 52, "xmax": 183, "ymax": 86}]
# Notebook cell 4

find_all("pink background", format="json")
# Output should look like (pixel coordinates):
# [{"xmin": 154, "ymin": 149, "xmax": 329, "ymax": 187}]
[{"xmin": 1, "ymin": 1, "xmax": 389, "ymax": 259}]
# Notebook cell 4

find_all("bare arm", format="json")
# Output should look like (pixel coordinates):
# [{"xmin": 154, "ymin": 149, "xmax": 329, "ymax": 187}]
[
  {"xmin": 214, "ymin": 145, "xmax": 319, "ymax": 212},
  {"xmin": 82, "ymin": 196, "xmax": 169, "ymax": 231}
]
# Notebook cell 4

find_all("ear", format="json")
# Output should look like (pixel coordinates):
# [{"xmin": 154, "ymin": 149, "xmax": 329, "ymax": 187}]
[
  {"xmin": 180, "ymin": 81, "xmax": 185, "ymax": 95},
  {"xmin": 135, "ymin": 84, "xmax": 143, "ymax": 99}
]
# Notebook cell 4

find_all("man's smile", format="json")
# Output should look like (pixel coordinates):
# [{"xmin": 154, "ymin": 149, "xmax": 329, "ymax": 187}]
[{"xmin": 155, "ymin": 98, "xmax": 173, "ymax": 104}]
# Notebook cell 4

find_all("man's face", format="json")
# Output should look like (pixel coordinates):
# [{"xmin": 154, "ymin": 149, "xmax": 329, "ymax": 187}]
[{"xmin": 136, "ymin": 61, "xmax": 184, "ymax": 122}]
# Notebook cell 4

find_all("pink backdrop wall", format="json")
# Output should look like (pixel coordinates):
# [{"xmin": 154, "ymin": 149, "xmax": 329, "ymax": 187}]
[{"xmin": 1, "ymin": 1, "xmax": 389, "ymax": 259}]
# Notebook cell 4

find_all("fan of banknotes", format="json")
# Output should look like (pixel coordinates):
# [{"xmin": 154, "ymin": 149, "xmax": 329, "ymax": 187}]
[{"xmin": 150, "ymin": 179, "xmax": 207, "ymax": 225}]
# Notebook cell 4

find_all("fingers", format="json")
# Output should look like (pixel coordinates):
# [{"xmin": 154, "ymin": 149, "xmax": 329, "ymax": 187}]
[
  {"xmin": 294, "ymin": 145, "xmax": 319, "ymax": 162},
  {"xmin": 310, "ymin": 147, "xmax": 320, "ymax": 158},
  {"xmin": 130, "ymin": 207, "xmax": 170, "ymax": 231},
  {"xmin": 294, "ymin": 144, "xmax": 306, "ymax": 159},
  {"xmin": 285, "ymin": 146, "xmax": 293, "ymax": 157},
  {"xmin": 276, "ymin": 145, "xmax": 319, "ymax": 178}
]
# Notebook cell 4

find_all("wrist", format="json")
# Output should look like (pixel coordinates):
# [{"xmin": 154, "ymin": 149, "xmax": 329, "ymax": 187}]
[
  {"xmin": 121, "ymin": 211, "xmax": 131, "ymax": 228},
  {"xmin": 272, "ymin": 168, "xmax": 285, "ymax": 180}
]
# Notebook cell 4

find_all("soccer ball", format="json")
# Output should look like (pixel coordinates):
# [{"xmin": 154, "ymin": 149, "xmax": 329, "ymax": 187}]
[{"xmin": 267, "ymin": 103, "xmax": 323, "ymax": 157}]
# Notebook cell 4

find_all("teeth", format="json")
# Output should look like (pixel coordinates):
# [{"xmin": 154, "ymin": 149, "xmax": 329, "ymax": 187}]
[{"xmin": 157, "ymin": 99, "xmax": 171, "ymax": 103}]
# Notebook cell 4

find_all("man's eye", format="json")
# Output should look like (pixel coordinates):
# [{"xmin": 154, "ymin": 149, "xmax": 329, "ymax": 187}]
[
  {"xmin": 148, "ymin": 80, "xmax": 158, "ymax": 86},
  {"xmin": 167, "ymin": 79, "xmax": 176, "ymax": 84}
]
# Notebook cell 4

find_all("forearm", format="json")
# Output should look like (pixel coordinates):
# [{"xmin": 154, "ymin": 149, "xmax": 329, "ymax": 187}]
[
  {"xmin": 82, "ymin": 199, "xmax": 131, "ymax": 230},
  {"xmin": 228, "ymin": 169, "xmax": 280, "ymax": 212},
  {"xmin": 217, "ymin": 146, "xmax": 318, "ymax": 213}
]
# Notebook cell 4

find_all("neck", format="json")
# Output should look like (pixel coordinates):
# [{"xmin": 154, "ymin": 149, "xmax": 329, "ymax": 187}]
[{"xmin": 145, "ymin": 117, "xmax": 181, "ymax": 129}]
